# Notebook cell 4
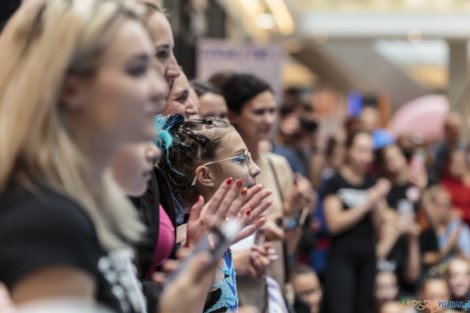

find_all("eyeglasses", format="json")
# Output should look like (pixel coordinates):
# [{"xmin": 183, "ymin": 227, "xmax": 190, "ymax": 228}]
[{"xmin": 191, "ymin": 150, "xmax": 254, "ymax": 186}]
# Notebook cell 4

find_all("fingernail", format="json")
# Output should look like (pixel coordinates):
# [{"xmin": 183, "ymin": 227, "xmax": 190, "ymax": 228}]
[
  {"xmin": 226, "ymin": 177, "xmax": 233, "ymax": 185},
  {"xmin": 241, "ymin": 187, "xmax": 248, "ymax": 195},
  {"xmin": 197, "ymin": 195, "xmax": 201, "ymax": 202},
  {"xmin": 246, "ymin": 208, "xmax": 252, "ymax": 216},
  {"xmin": 236, "ymin": 179, "xmax": 243, "ymax": 187}
]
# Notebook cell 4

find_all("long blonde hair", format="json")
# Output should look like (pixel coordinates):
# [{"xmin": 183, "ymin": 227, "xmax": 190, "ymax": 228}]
[{"xmin": 0, "ymin": 0, "xmax": 147, "ymax": 250}]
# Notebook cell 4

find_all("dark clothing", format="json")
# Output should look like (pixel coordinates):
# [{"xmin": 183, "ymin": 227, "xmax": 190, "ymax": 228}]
[
  {"xmin": 129, "ymin": 166, "xmax": 177, "ymax": 313},
  {"xmin": 323, "ymin": 171, "xmax": 377, "ymax": 313},
  {"xmin": 130, "ymin": 167, "xmax": 176, "ymax": 280},
  {"xmin": 323, "ymin": 172, "xmax": 376, "ymax": 250},
  {"xmin": 384, "ymin": 182, "xmax": 419, "ymax": 295},
  {"xmin": 0, "ymin": 182, "xmax": 146, "ymax": 313}
]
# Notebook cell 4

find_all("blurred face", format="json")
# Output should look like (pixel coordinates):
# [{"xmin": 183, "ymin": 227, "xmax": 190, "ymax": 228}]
[
  {"xmin": 421, "ymin": 279, "xmax": 450, "ymax": 304},
  {"xmin": 199, "ymin": 92, "xmax": 229, "ymax": 121},
  {"xmin": 444, "ymin": 114, "xmax": 462, "ymax": 144},
  {"xmin": 374, "ymin": 272, "xmax": 399, "ymax": 304},
  {"xmin": 111, "ymin": 142, "xmax": 160, "ymax": 196},
  {"xmin": 434, "ymin": 189, "xmax": 452, "ymax": 222},
  {"xmin": 231, "ymin": 91, "xmax": 277, "ymax": 144},
  {"xmin": 449, "ymin": 151, "xmax": 467, "ymax": 179},
  {"xmin": 359, "ymin": 107, "xmax": 378, "ymax": 133},
  {"xmin": 382, "ymin": 145, "xmax": 407, "ymax": 176},
  {"xmin": 292, "ymin": 272, "xmax": 323, "ymax": 313},
  {"xmin": 146, "ymin": 12, "xmax": 180, "ymax": 87},
  {"xmin": 198, "ymin": 129, "xmax": 261, "ymax": 191},
  {"xmin": 161, "ymin": 72, "xmax": 199, "ymax": 119},
  {"xmin": 447, "ymin": 259, "xmax": 470, "ymax": 299},
  {"xmin": 70, "ymin": 20, "xmax": 167, "ymax": 146},
  {"xmin": 347, "ymin": 133, "xmax": 374, "ymax": 174}
]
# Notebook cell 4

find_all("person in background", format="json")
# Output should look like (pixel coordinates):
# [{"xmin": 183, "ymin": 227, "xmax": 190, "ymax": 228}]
[
  {"xmin": 445, "ymin": 257, "xmax": 470, "ymax": 311},
  {"xmin": 432, "ymin": 112, "xmax": 465, "ymax": 184},
  {"xmin": 273, "ymin": 87, "xmax": 318, "ymax": 179},
  {"xmin": 375, "ymin": 144, "xmax": 424, "ymax": 293},
  {"xmin": 373, "ymin": 271, "xmax": 399, "ymax": 313},
  {"xmin": 423, "ymin": 186, "xmax": 470, "ymax": 262},
  {"xmin": 419, "ymin": 275, "xmax": 450, "ymax": 313},
  {"xmin": 291, "ymin": 264, "xmax": 323, "ymax": 313},
  {"xmin": 358, "ymin": 106, "xmax": 379, "ymax": 134},
  {"xmin": 161, "ymin": 71, "xmax": 199, "ymax": 119},
  {"xmin": 441, "ymin": 149, "xmax": 470, "ymax": 227},
  {"xmin": 191, "ymin": 80, "xmax": 229, "ymax": 121},
  {"xmin": 323, "ymin": 131, "xmax": 391, "ymax": 313}
]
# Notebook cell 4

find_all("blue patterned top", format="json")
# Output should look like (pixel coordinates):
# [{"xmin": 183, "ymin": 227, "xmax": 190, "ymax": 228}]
[{"xmin": 204, "ymin": 248, "xmax": 239, "ymax": 313}]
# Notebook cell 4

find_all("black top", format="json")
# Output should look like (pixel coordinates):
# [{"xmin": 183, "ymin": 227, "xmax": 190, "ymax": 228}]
[
  {"xmin": 386, "ymin": 182, "xmax": 417, "ymax": 213},
  {"xmin": 130, "ymin": 167, "xmax": 176, "ymax": 280},
  {"xmin": 0, "ymin": 182, "xmax": 146, "ymax": 313},
  {"xmin": 129, "ymin": 166, "xmax": 177, "ymax": 313},
  {"xmin": 323, "ymin": 171, "xmax": 376, "ymax": 248}
]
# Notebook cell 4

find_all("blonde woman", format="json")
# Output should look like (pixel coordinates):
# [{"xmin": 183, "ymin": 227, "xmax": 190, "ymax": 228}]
[
  {"xmin": 136, "ymin": 0, "xmax": 180, "ymax": 87},
  {"xmin": 0, "ymin": 0, "xmax": 167, "ymax": 311}
]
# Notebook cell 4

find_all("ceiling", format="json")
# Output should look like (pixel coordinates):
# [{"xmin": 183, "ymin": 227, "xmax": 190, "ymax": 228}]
[{"xmin": 216, "ymin": 0, "xmax": 470, "ymax": 109}]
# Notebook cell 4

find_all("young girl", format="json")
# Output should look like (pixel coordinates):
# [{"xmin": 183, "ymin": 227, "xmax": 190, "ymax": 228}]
[
  {"xmin": 0, "ymin": 0, "xmax": 167, "ymax": 311},
  {"xmin": 158, "ymin": 115, "xmax": 273, "ymax": 312}
]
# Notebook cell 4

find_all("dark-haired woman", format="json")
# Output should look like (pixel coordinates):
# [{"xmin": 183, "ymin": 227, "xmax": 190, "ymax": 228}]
[
  {"xmin": 323, "ymin": 131, "xmax": 390, "ymax": 313},
  {"xmin": 221, "ymin": 73, "xmax": 315, "ymax": 311},
  {"xmin": 191, "ymin": 80, "xmax": 229, "ymax": 121}
]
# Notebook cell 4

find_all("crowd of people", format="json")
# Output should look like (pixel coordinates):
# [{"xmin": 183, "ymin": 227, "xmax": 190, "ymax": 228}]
[{"xmin": 0, "ymin": 1, "xmax": 469, "ymax": 313}]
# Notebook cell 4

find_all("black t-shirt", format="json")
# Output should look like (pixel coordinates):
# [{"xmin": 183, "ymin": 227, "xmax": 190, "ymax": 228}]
[
  {"xmin": 0, "ymin": 182, "xmax": 146, "ymax": 313},
  {"xmin": 323, "ymin": 171, "xmax": 376, "ymax": 248},
  {"xmin": 386, "ymin": 182, "xmax": 418, "ymax": 214},
  {"xmin": 385, "ymin": 183, "xmax": 415, "ymax": 288}
]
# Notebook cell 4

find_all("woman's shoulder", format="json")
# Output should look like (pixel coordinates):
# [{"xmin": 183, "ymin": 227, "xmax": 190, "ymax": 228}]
[
  {"xmin": 262, "ymin": 152, "xmax": 293, "ymax": 173},
  {"xmin": 0, "ymin": 182, "xmax": 104, "ymax": 289}
]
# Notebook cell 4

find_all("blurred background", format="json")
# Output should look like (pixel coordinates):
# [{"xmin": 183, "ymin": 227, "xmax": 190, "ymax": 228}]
[{"xmin": 161, "ymin": 0, "xmax": 470, "ymax": 140}]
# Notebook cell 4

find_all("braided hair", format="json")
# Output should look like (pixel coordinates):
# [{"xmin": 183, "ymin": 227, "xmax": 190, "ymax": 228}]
[{"xmin": 156, "ymin": 114, "xmax": 233, "ymax": 207}]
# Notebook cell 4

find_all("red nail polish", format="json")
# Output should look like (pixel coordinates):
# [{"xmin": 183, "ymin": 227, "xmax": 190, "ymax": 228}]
[
  {"xmin": 196, "ymin": 195, "xmax": 201, "ymax": 202},
  {"xmin": 246, "ymin": 209, "xmax": 252, "ymax": 216},
  {"xmin": 226, "ymin": 177, "xmax": 233, "ymax": 185},
  {"xmin": 236, "ymin": 179, "xmax": 243, "ymax": 187},
  {"xmin": 241, "ymin": 187, "xmax": 248, "ymax": 195}
]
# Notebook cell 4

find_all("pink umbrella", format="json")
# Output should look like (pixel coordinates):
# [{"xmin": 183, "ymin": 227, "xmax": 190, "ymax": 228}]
[{"xmin": 389, "ymin": 94, "xmax": 449, "ymax": 142}]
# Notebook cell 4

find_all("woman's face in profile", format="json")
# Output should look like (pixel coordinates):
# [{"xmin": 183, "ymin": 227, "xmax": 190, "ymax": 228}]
[
  {"xmin": 69, "ymin": 19, "xmax": 167, "ymax": 146},
  {"xmin": 230, "ymin": 91, "xmax": 278, "ymax": 144},
  {"xmin": 146, "ymin": 11, "xmax": 180, "ymax": 87},
  {"xmin": 201, "ymin": 129, "xmax": 261, "ymax": 190}
]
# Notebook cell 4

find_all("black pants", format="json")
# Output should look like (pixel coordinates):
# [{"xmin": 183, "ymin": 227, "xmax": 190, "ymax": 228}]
[{"xmin": 325, "ymin": 241, "xmax": 376, "ymax": 313}]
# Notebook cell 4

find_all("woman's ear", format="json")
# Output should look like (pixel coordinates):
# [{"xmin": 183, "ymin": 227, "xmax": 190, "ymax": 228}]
[
  {"xmin": 195, "ymin": 166, "xmax": 216, "ymax": 187},
  {"xmin": 228, "ymin": 111, "xmax": 239, "ymax": 126},
  {"xmin": 60, "ymin": 76, "xmax": 87, "ymax": 111}
]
